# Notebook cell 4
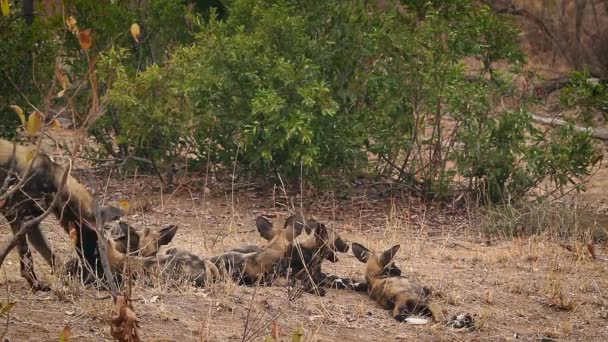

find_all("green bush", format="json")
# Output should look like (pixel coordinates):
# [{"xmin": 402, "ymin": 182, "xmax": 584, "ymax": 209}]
[
  {"xmin": 84, "ymin": 0, "xmax": 600, "ymax": 203},
  {"xmin": 0, "ymin": 13, "xmax": 60, "ymax": 138},
  {"xmin": 560, "ymin": 70, "xmax": 608, "ymax": 123}
]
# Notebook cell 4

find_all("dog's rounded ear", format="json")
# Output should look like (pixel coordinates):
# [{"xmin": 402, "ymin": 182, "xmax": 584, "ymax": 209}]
[
  {"xmin": 286, "ymin": 216, "xmax": 307, "ymax": 236},
  {"xmin": 352, "ymin": 243, "xmax": 371, "ymax": 263},
  {"xmin": 256, "ymin": 216, "xmax": 276, "ymax": 241},
  {"xmin": 157, "ymin": 224, "xmax": 178, "ymax": 246},
  {"xmin": 334, "ymin": 237, "xmax": 350, "ymax": 253},
  {"xmin": 379, "ymin": 245, "xmax": 400, "ymax": 267},
  {"xmin": 324, "ymin": 250, "xmax": 339, "ymax": 263}
]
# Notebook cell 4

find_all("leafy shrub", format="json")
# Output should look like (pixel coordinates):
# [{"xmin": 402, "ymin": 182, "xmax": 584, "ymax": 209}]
[
  {"xmin": 560, "ymin": 70, "xmax": 608, "ymax": 123},
  {"xmin": 0, "ymin": 12, "xmax": 60, "ymax": 138},
  {"xmin": 81, "ymin": 0, "xmax": 604, "ymax": 203}
]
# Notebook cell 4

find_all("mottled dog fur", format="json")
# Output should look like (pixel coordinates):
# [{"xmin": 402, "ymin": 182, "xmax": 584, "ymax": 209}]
[
  {"xmin": 352, "ymin": 243, "xmax": 444, "ymax": 323},
  {"xmin": 64, "ymin": 221, "xmax": 178, "ymax": 283},
  {"xmin": 239, "ymin": 216, "xmax": 363, "ymax": 295},
  {"xmin": 0, "ymin": 139, "xmax": 123, "ymax": 290}
]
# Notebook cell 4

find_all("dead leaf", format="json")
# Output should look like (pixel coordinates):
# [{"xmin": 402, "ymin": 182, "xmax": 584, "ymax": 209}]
[
  {"xmin": 119, "ymin": 200, "xmax": 131, "ymax": 213},
  {"xmin": 66, "ymin": 16, "xmax": 78, "ymax": 33},
  {"xmin": 50, "ymin": 119, "xmax": 62, "ymax": 129},
  {"xmin": 69, "ymin": 224, "xmax": 78, "ymax": 246},
  {"xmin": 130, "ymin": 23, "xmax": 141, "ymax": 43},
  {"xmin": 292, "ymin": 324, "xmax": 304, "ymax": 342},
  {"xmin": 587, "ymin": 242, "xmax": 596, "ymax": 259},
  {"xmin": 78, "ymin": 29, "xmax": 92, "ymax": 50},
  {"xmin": 0, "ymin": 302, "xmax": 14, "ymax": 315},
  {"xmin": 58, "ymin": 326, "xmax": 71, "ymax": 342},
  {"xmin": 9, "ymin": 105, "xmax": 25, "ymax": 125},
  {"xmin": 56, "ymin": 69, "xmax": 69, "ymax": 94},
  {"xmin": 57, "ymin": 89, "xmax": 66, "ymax": 98},
  {"xmin": 1, "ymin": 0, "xmax": 9, "ymax": 17},
  {"xmin": 111, "ymin": 296, "xmax": 141, "ymax": 342},
  {"xmin": 25, "ymin": 111, "xmax": 43, "ymax": 136}
]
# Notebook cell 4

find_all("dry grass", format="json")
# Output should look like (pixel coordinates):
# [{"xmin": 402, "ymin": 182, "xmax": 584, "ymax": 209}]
[{"xmin": 0, "ymin": 177, "xmax": 607, "ymax": 341}]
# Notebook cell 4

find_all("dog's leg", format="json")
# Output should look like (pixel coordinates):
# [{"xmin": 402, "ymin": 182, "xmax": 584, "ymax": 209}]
[
  {"xmin": 8, "ymin": 217, "xmax": 51, "ymax": 292},
  {"xmin": 27, "ymin": 226, "xmax": 58, "ymax": 273}
]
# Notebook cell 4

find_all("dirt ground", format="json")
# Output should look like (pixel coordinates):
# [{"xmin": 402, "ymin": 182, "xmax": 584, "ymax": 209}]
[{"xmin": 1, "ymin": 174, "xmax": 607, "ymax": 342}]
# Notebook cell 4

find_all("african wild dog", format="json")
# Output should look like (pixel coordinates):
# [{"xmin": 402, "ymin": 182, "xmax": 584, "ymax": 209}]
[
  {"xmin": 0, "ymin": 139, "xmax": 123, "ymax": 290},
  {"xmin": 241, "ymin": 215, "xmax": 359, "ymax": 296},
  {"xmin": 104, "ymin": 221, "xmax": 219, "ymax": 287},
  {"xmin": 209, "ymin": 216, "xmax": 314, "ymax": 287},
  {"xmin": 139, "ymin": 247, "xmax": 220, "ymax": 287},
  {"xmin": 64, "ymin": 221, "xmax": 178, "ymax": 281},
  {"xmin": 98, "ymin": 217, "xmax": 293, "ymax": 288},
  {"xmin": 352, "ymin": 243, "xmax": 445, "ymax": 324}
]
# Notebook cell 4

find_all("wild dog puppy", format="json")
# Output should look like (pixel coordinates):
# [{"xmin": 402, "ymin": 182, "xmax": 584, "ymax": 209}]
[
  {"xmin": 352, "ymin": 243, "xmax": 444, "ymax": 324},
  {"xmin": 0, "ymin": 139, "xmax": 123, "ymax": 290}
]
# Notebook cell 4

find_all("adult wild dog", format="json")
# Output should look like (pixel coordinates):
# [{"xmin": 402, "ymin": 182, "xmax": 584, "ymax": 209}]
[
  {"xmin": 66, "ymin": 221, "xmax": 179, "ymax": 282},
  {"xmin": 210, "ymin": 216, "xmax": 315, "ymax": 286},
  {"xmin": 104, "ymin": 221, "xmax": 219, "ymax": 287},
  {"xmin": 352, "ymin": 243, "xmax": 444, "ymax": 324},
  {"xmin": 0, "ymin": 139, "xmax": 123, "ymax": 290},
  {"xmin": 140, "ymin": 247, "xmax": 220, "ymax": 287},
  {"xmin": 241, "ymin": 216, "xmax": 357, "ymax": 295}
]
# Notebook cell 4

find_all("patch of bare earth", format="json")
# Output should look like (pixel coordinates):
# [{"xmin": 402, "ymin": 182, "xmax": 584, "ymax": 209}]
[{"xmin": 1, "ymin": 177, "xmax": 607, "ymax": 342}]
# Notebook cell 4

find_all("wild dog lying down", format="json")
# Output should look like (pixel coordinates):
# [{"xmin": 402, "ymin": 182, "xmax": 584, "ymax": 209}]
[
  {"xmin": 64, "ymin": 221, "xmax": 178, "ymax": 282},
  {"xmin": 108, "ymin": 221, "xmax": 220, "ymax": 287},
  {"xmin": 141, "ymin": 247, "xmax": 220, "ymax": 287},
  {"xmin": 236, "ymin": 216, "xmax": 360, "ymax": 295},
  {"xmin": 100, "ymin": 218, "xmax": 291, "ymax": 288},
  {"xmin": 209, "ymin": 216, "xmax": 317, "ymax": 287},
  {"xmin": 352, "ymin": 243, "xmax": 444, "ymax": 324},
  {"xmin": 0, "ymin": 139, "xmax": 123, "ymax": 291}
]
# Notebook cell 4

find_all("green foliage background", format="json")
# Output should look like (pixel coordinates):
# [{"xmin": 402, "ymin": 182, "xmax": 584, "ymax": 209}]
[{"xmin": 0, "ymin": 0, "xmax": 604, "ymax": 203}]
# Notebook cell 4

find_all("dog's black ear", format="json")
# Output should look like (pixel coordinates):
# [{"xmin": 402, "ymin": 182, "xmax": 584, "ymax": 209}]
[
  {"xmin": 256, "ymin": 216, "xmax": 276, "ymax": 240},
  {"xmin": 324, "ymin": 250, "xmax": 339, "ymax": 263},
  {"xmin": 100, "ymin": 205, "xmax": 124, "ymax": 222},
  {"xmin": 285, "ymin": 216, "xmax": 307, "ymax": 236},
  {"xmin": 379, "ymin": 245, "xmax": 400, "ymax": 267},
  {"xmin": 334, "ymin": 237, "xmax": 350, "ymax": 253},
  {"xmin": 157, "ymin": 224, "xmax": 178, "ymax": 246},
  {"xmin": 352, "ymin": 243, "xmax": 371, "ymax": 263}
]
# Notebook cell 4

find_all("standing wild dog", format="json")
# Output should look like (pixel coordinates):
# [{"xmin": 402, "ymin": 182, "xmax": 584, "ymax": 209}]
[
  {"xmin": 241, "ymin": 216, "xmax": 359, "ymax": 295},
  {"xmin": 352, "ymin": 243, "xmax": 445, "ymax": 324},
  {"xmin": 0, "ymin": 139, "xmax": 123, "ymax": 290}
]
